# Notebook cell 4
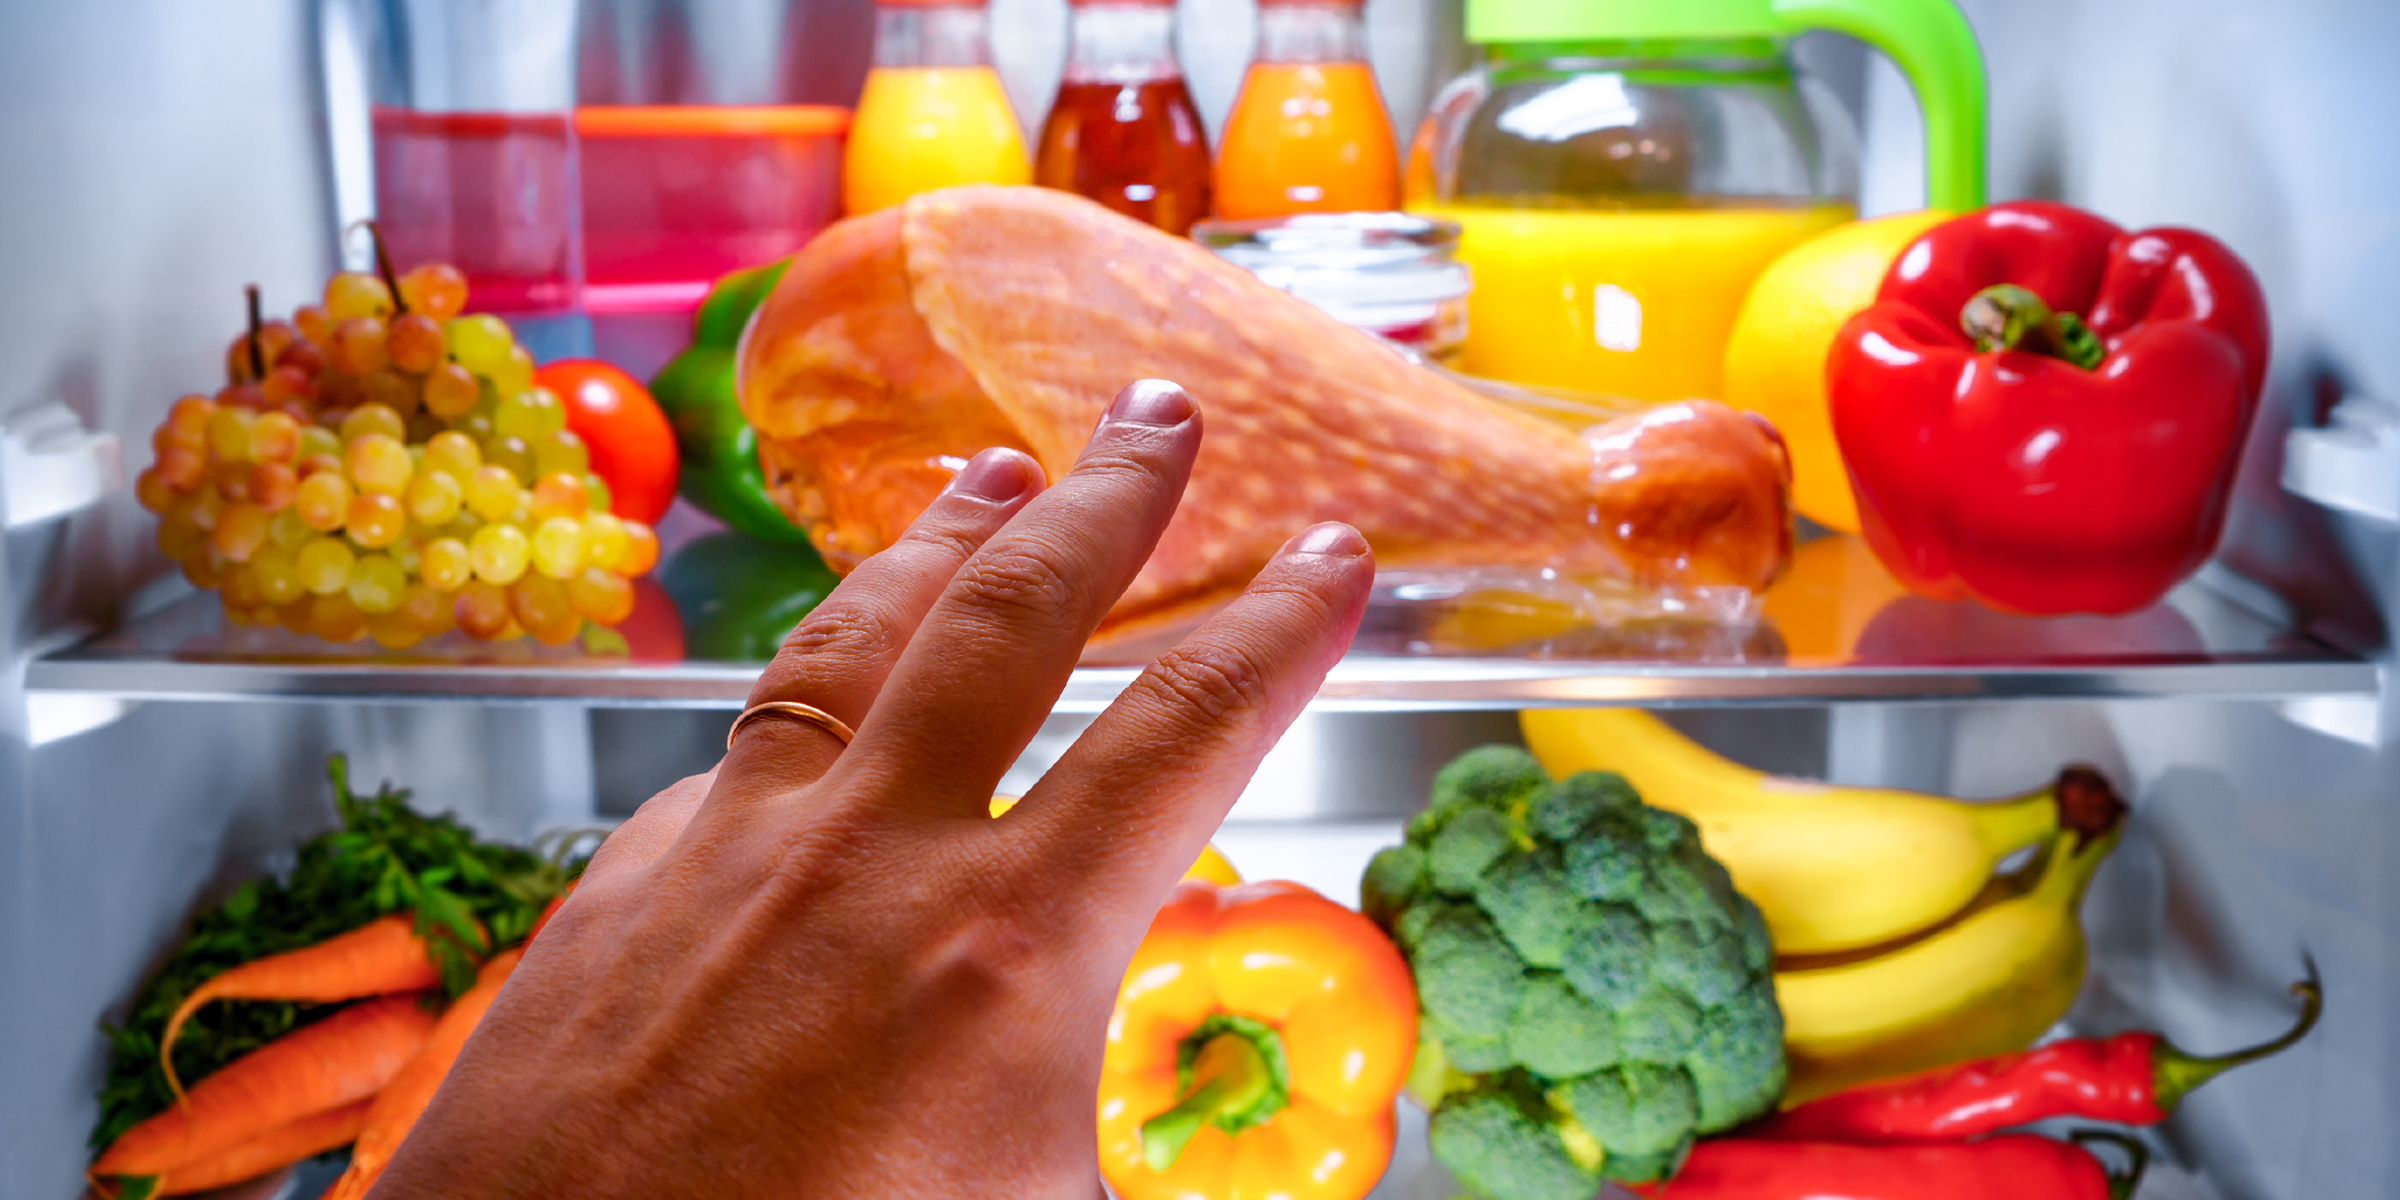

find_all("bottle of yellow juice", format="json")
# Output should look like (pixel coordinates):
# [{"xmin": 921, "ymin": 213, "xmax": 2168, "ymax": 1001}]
[
  {"xmin": 1405, "ymin": 0, "xmax": 1986, "ymax": 406},
  {"xmin": 844, "ymin": 0, "xmax": 1031, "ymax": 216}
]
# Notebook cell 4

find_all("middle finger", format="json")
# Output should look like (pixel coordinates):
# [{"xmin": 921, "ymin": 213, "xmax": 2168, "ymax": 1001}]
[
  {"xmin": 839, "ymin": 379, "xmax": 1203, "ymax": 817},
  {"xmin": 707, "ymin": 446, "xmax": 1048, "ymax": 808}
]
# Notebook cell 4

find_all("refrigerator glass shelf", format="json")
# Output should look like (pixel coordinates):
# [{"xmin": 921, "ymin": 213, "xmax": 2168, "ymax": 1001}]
[{"xmin": 27, "ymin": 537, "xmax": 2372, "ymax": 709}]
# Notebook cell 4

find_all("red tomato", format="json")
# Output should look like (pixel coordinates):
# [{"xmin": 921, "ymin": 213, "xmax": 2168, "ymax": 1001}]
[
  {"xmin": 535, "ymin": 359, "xmax": 679, "ymax": 525},
  {"xmin": 616, "ymin": 576, "xmax": 687, "ymax": 662}
]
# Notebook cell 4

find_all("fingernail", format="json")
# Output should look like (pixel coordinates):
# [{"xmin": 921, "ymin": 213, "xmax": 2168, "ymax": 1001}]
[
  {"xmin": 1279, "ymin": 522, "xmax": 1368, "ymax": 559},
  {"xmin": 946, "ymin": 448, "xmax": 1042, "ymax": 502},
  {"xmin": 1103, "ymin": 379, "xmax": 1196, "ymax": 428}
]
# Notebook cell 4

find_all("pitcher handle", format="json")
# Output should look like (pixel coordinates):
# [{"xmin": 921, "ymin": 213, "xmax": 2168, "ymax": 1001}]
[{"xmin": 1773, "ymin": 0, "xmax": 1987, "ymax": 211}]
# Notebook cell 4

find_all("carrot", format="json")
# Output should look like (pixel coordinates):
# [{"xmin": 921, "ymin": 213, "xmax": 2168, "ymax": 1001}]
[
  {"xmin": 147, "ymin": 1096, "xmax": 374, "ymax": 1195},
  {"xmin": 96, "ymin": 993, "xmax": 437, "ymax": 1181},
  {"xmin": 158, "ymin": 914, "xmax": 443, "ymax": 1100},
  {"xmin": 324, "ymin": 948, "xmax": 523, "ymax": 1200},
  {"xmin": 527, "ymin": 889, "xmax": 570, "ymax": 944}
]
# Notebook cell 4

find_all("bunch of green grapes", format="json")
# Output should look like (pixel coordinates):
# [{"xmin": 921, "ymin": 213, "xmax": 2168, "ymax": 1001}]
[{"xmin": 137, "ymin": 264, "xmax": 661, "ymax": 649}]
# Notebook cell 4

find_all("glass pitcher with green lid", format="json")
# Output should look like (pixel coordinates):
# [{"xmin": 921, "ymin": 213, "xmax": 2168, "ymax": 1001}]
[{"xmin": 1405, "ymin": 0, "xmax": 1985, "ymax": 403}]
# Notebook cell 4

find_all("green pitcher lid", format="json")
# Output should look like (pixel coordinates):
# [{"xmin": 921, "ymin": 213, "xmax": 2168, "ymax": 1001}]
[{"xmin": 1467, "ymin": 0, "xmax": 1804, "ymax": 43}]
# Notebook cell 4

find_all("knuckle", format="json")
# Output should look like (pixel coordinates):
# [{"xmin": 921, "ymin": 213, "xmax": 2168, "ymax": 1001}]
[
  {"xmin": 772, "ymin": 597, "xmax": 896, "ymax": 670},
  {"xmin": 1140, "ymin": 638, "xmax": 1271, "ymax": 730},
  {"xmin": 949, "ymin": 544, "xmax": 1083, "ymax": 629}
]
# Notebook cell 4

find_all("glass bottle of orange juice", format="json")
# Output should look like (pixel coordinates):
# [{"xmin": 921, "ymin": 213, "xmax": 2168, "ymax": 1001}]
[
  {"xmin": 1214, "ymin": 0, "xmax": 1400, "ymax": 219},
  {"xmin": 1406, "ymin": 0, "xmax": 1986, "ymax": 405},
  {"xmin": 843, "ymin": 0, "xmax": 1031, "ymax": 216}
]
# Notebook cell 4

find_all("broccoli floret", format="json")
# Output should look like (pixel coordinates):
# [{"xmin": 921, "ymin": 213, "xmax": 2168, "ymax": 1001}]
[
  {"xmin": 1614, "ymin": 988, "xmax": 1701, "ymax": 1063},
  {"xmin": 1640, "ymin": 806, "xmax": 1701, "ymax": 852},
  {"xmin": 1648, "ymin": 920, "xmax": 1748, "ymax": 1006},
  {"xmin": 1562, "ymin": 824, "xmax": 1647, "ymax": 903},
  {"xmin": 1413, "ymin": 745, "xmax": 1551, "ymax": 841},
  {"xmin": 1632, "ymin": 854, "xmax": 1729, "ymax": 928},
  {"xmin": 1427, "ymin": 1090, "xmax": 1601, "ymax": 1200},
  {"xmin": 1362, "ymin": 844, "xmax": 1426, "ymax": 928},
  {"xmin": 1735, "ymin": 895, "xmax": 1774, "ymax": 976},
  {"xmin": 1474, "ymin": 850, "xmax": 1584, "ymax": 968},
  {"xmin": 1559, "ymin": 1062, "xmax": 1697, "ymax": 1161},
  {"xmin": 1369, "ymin": 746, "xmax": 1787, "ymax": 1196},
  {"xmin": 1430, "ymin": 807, "xmax": 1518, "ymax": 895},
  {"xmin": 1530, "ymin": 770, "xmax": 1639, "ymax": 841},
  {"xmin": 1687, "ymin": 989, "xmax": 1788, "ymax": 1131},
  {"xmin": 1559, "ymin": 904, "xmax": 1650, "ymax": 1007},
  {"xmin": 1413, "ymin": 906, "xmax": 1525, "ymax": 1045},
  {"xmin": 1508, "ymin": 973, "xmax": 1618, "ymax": 1079}
]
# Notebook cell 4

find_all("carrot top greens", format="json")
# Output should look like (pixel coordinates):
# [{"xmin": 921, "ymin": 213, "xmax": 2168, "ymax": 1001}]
[{"xmin": 92, "ymin": 756, "xmax": 588, "ymax": 1153}]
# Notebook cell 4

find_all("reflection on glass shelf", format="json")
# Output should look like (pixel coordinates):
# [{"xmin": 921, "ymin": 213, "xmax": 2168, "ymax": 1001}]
[{"xmin": 27, "ymin": 536, "xmax": 2373, "ymax": 709}]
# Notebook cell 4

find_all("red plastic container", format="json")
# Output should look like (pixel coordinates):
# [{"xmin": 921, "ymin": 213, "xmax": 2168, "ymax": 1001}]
[
  {"xmin": 575, "ymin": 105, "xmax": 850, "ymax": 315},
  {"xmin": 372, "ymin": 108, "xmax": 581, "ymax": 315}
]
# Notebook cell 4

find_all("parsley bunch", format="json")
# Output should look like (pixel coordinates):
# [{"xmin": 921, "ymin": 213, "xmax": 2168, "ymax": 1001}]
[{"xmin": 91, "ymin": 755, "xmax": 587, "ymax": 1153}]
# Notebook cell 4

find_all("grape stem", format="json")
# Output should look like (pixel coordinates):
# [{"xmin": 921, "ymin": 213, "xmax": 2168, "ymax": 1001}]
[
  {"xmin": 245, "ymin": 284, "xmax": 266, "ymax": 379},
  {"xmin": 347, "ymin": 218, "xmax": 410, "ymax": 315}
]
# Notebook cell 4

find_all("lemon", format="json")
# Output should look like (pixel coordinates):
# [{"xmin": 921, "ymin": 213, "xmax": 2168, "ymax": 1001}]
[{"xmin": 1722, "ymin": 210, "xmax": 1952, "ymax": 533}]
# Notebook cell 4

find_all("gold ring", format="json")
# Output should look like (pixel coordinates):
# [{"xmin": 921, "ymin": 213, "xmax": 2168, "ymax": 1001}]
[{"xmin": 726, "ymin": 701, "xmax": 857, "ymax": 752}]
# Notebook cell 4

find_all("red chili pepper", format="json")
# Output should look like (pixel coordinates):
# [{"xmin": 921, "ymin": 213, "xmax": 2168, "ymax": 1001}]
[
  {"xmin": 1637, "ymin": 1132, "xmax": 2145, "ymax": 1200},
  {"xmin": 1764, "ymin": 977, "xmax": 2319, "ymax": 1142},
  {"xmin": 1828, "ymin": 201, "xmax": 2271, "ymax": 615}
]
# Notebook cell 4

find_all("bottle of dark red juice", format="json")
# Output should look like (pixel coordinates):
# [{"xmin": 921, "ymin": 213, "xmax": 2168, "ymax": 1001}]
[{"xmin": 1035, "ymin": 0, "xmax": 1212, "ymax": 236}]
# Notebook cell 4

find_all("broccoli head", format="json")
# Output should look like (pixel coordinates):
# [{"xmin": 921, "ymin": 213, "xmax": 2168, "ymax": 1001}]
[
  {"xmin": 1427, "ymin": 1088, "xmax": 1601, "ymax": 1200},
  {"xmin": 1366, "ymin": 745, "xmax": 1787, "ymax": 1197}
]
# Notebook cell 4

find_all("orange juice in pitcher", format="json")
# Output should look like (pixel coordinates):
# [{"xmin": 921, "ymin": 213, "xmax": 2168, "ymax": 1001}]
[{"xmin": 1406, "ymin": 0, "xmax": 1987, "ymax": 404}]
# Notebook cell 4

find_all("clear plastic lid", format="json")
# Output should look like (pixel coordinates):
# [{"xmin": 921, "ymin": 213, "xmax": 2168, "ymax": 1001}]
[{"xmin": 1190, "ymin": 212, "xmax": 1470, "ymax": 312}]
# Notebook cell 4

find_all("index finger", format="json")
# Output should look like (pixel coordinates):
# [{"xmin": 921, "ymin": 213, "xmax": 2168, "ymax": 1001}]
[{"xmin": 834, "ymin": 380, "xmax": 1202, "ymax": 817}]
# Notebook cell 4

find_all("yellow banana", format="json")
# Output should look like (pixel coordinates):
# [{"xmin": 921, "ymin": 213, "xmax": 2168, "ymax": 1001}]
[
  {"xmin": 1774, "ymin": 823, "xmax": 2121, "ymax": 1105},
  {"xmin": 1519, "ymin": 708, "xmax": 2061, "ymax": 955}
]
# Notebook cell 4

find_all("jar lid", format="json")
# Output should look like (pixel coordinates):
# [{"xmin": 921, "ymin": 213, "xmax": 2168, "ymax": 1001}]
[{"xmin": 1192, "ymin": 213, "xmax": 1469, "ymax": 309}]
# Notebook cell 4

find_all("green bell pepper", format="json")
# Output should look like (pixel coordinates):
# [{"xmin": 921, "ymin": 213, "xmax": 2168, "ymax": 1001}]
[
  {"xmin": 649, "ymin": 260, "xmax": 812, "ymax": 543},
  {"xmin": 658, "ymin": 530, "xmax": 841, "ymax": 661}
]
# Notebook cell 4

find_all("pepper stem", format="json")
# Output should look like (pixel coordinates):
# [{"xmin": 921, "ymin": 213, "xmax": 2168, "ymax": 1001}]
[
  {"xmin": 2152, "ymin": 974, "xmax": 2323, "ymax": 1113},
  {"xmin": 2070, "ymin": 1129, "xmax": 2148, "ymax": 1200},
  {"xmin": 1960, "ymin": 283, "xmax": 2105, "ymax": 369},
  {"xmin": 1140, "ymin": 1015, "xmax": 1291, "ymax": 1171}
]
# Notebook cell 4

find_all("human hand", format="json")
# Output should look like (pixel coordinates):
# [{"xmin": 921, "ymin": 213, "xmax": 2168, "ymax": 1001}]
[{"xmin": 372, "ymin": 380, "xmax": 1377, "ymax": 1198}]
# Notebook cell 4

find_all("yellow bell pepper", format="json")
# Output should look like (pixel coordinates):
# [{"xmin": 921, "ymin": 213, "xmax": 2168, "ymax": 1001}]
[
  {"xmin": 1098, "ymin": 880, "xmax": 1418, "ymax": 1200},
  {"xmin": 991, "ymin": 796, "xmax": 1241, "ymax": 885}
]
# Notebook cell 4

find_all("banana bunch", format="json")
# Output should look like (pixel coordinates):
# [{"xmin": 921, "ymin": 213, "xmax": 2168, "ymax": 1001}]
[{"xmin": 1520, "ymin": 708, "xmax": 2126, "ymax": 1106}]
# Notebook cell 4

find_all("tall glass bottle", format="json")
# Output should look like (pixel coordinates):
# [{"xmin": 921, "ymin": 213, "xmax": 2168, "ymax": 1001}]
[
  {"xmin": 1035, "ymin": 0, "xmax": 1212, "ymax": 235},
  {"xmin": 843, "ymin": 0, "xmax": 1031, "ymax": 216},
  {"xmin": 1214, "ymin": 0, "xmax": 1400, "ymax": 219}
]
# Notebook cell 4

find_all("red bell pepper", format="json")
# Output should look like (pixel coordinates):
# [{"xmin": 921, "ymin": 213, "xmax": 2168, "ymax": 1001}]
[
  {"xmin": 1762, "ymin": 976, "xmax": 2319, "ymax": 1141},
  {"xmin": 1828, "ymin": 201, "xmax": 2271, "ymax": 615}
]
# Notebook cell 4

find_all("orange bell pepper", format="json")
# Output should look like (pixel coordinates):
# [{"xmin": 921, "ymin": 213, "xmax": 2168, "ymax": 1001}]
[{"xmin": 1098, "ymin": 880, "xmax": 1418, "ymax": 1200}]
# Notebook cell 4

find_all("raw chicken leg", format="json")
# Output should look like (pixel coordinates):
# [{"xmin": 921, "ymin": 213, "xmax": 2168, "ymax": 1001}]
[{"xmin": 740, "ymin": 187, "xmax": 1791, "ymax": 638}]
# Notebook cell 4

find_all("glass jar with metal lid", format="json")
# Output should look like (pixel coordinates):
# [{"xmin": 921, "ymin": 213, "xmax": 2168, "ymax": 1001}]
[{"xmin": 1190, "ymin": 213, "xmax": 1471, "ymax": 362}]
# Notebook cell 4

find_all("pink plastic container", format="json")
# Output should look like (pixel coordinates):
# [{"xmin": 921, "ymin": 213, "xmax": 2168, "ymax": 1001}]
[
  {"xmin": 372, "ymin": 108, "xmax": 581, "ymax": 316},
  {"xmin": 576, "ymin": 105, "xmax": 850, "ymax": 315}
]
